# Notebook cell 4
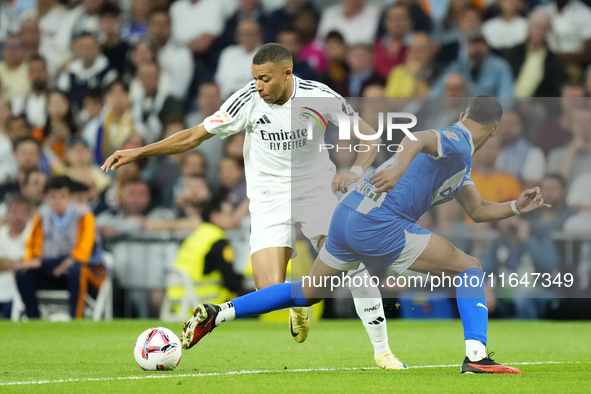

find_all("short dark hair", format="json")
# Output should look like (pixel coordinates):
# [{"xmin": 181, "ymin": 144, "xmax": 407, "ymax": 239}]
[
  {"xmin": 85, "ymin": 88, "xmax": 103, "ymax": 103},
  {"xmin": 68, "ymin": 180, "xmax": 89, "ymax": 193},
  {"xmin": 107, "ymin": 78, "xmax": 129, "ymax": 94},
  {"xmin": 29, "ymin": 54, "xmax": 47, "ymax": 67},
  {"xmin": 544, "ymin": 173, "xmax": 568, "ymax": 190},
  {"xmin": 325, "ymin": 30, "xmax": 344, "ymax": 43},
  {"xmin": 98, "ymin": 2, "xmax": 121, "ymax": 18},
  {"xmin": 277, "ymin": 26, "xmax": 301, "ymax": 42},
  {"xmin": 44, "ymin": 175, "xmax": 72, "ymax": 193},
  {"xmin": 23, "ymin": 169, "xmax": 46, "ymax": 186},
  {"xmin": 13, "ymin": 136, "xmax": 40, "ymax": 152},
  {"xmin": 252, "ymin": 43, "xmax": 292, "ymax": 65},
  {"xmin": 74, "ymin": 31, "xmax": 98, "ymax": 43},
  {"xmin": 465, "ymin": 95, "xmax": 503, "ymax": 125},
  {"xmin": 201, "ymin": 198, "xmax": 221, "ymax": 224}
]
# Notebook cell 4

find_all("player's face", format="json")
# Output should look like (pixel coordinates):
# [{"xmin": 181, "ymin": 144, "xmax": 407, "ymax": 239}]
[{"xmin": 252, "ymin": 62, "xmax": 292, "ymax": 105}]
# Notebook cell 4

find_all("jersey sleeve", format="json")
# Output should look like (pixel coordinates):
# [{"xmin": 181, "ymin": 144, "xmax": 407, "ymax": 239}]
[
  {"xmin": 428, "ymin": 129, "xmax": 471, "ymax": 165},
  {"xmin": 203, "ymin": 82, "xmax": 255, "ymax": 139}
]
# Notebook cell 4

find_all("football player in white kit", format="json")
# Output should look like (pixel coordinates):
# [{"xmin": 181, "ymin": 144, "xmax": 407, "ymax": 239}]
[{"xmin": 101, "ymin": 43, "xmax": 405, "ymax": 369}]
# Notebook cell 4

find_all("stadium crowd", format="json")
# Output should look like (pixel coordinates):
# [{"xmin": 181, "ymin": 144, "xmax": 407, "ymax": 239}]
[{"xmin": 0, "ymin": 0, "xmax": 590, "ymax": 321}]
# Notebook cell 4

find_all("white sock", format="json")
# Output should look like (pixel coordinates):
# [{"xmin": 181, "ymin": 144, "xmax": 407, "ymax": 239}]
[
  {"xmin": 348, "ymin": 267, "xmax": 390, "ymax": 355},
  {"xmin": 465, "ymin": 339, "xmax": 486, "ymax": 361},
  {"xmin": 215, "ymin": 302, "xmax": 236, "ymax": 326}
]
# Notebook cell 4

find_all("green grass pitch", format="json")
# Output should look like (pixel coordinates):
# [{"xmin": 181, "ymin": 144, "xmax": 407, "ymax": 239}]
[{"xmin": 1, "ymin": 319, "xmax": 590, "ymax": 393}]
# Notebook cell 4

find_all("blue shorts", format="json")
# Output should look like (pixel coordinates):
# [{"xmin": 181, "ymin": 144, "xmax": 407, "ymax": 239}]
[{"xmin": 320, "ymin": 204, "xmax": 431, "ymax": 273}]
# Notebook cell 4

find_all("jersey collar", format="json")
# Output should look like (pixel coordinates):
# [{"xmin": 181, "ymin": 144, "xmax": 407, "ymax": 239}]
[
  {"xmin": 457, "ymin": 121, "xmax": 475, "ymax": 156},
  {"xmin": 290, "ymin": 75, "xmax": 299, "ymax": 100}
]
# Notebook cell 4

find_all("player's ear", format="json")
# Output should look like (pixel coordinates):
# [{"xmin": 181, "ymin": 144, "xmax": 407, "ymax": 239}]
[
  {"xmin": 459, "ymin": 112, "xmax": 465, "ymax": 121},
  {"xmin": 490, "ymin": 126, "xmax": 499, "ymax": 137}
]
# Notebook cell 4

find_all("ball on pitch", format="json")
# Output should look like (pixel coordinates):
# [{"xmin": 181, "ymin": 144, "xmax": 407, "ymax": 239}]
[{"xmin": 134, "ymin": 327, "xmax": 182, "ymax": 371}]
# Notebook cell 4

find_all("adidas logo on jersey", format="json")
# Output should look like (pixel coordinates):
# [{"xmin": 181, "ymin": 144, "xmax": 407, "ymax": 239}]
[{"xmin": 255, "ymin": 115, "xmax": 271, "ymax": 125}]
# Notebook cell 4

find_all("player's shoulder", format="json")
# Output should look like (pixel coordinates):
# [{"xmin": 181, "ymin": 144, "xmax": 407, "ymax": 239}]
[
  {"xmin": 433, "ymin": 123, "xmax": 474, "ymax": 155},
  {"xmin": 296, "ymin": 78, "xmax": 343, "ymax": 99},
  {"xmin": 220, "ymin": 81, "xmax": 257, "ymax": 117}
]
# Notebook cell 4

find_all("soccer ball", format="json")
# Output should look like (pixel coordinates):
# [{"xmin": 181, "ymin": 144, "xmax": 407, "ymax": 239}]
[{"xmin": 134, "ymin": 327, "xmax": 183, "ymax": 371}]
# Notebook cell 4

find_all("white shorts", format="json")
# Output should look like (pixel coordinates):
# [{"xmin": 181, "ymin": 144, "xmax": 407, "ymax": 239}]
[{"xmin": 249, "ymin": 187, "xmax": 338, "ymax": 257}]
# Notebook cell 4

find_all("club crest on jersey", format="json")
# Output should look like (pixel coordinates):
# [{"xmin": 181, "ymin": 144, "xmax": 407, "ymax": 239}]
[
  {"xmin": 443, "ymin": 130, "xmax": 459, "ymax": 141},
  {"xmin": 299, "ymin": 107, "xmax": 327, "ymax": 132}
]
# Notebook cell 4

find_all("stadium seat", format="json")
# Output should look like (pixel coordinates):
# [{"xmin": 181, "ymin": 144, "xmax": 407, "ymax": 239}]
[{"xmin": 10, "ymin": 252, "xmax": 115, "ymax": 322}]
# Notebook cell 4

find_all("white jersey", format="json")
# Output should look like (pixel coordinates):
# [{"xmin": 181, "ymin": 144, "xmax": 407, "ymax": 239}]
[{"xmin": 203, "ymin": 76, "xmax": 354, "ymax": 200}]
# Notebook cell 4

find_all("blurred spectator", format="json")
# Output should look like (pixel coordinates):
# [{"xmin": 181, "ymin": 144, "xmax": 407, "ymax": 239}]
[
  {"xmin": 415, "ymin": 73, "xmax": 469, "ymax": 130},
  {"xmin": 57, "ymin": 32, "xmax": 118, "ymax": 113},
  {"xmin": 0, "ymin": 169, "xmax": 46, "ymax": 219},
  {"xmin": 482, "ymin": 213, "xmax": 560, "ymax": 319},
  {"xmin": 96, "ymin": 179, "xmax": 175, "ymax": 237},
  {"xmin": 224, "ymin": 131, "xmax": 245, "ymax": 162},
  {"xmin": 98, "ymin": 3, "xmax": 130, "ymax": 77},
  {"xmin": 502, "ymin": 10, "xmax": 566, "ymax": 98},
  {"xmin": 167, "ymin": 196, "xmax": 247, "ymax": 309},
  {"xmin": 391, "ymin": 0, "xmax": 433, "ymax": 33},
  {"xmin": 528, "ymin": 174, "xmax": 577, "ymax": 233},
  {"xmin": 69, "ymin": 177, "xmax": 108, "ymax": 216},
  {"xmin": 294, "ymin": 9, "xmax": 327, "ymax": 75},
  {"xmin": 219, "ymin": 156, "xmax": 246, "ymax": 208},
  {"xmin": 146, "ymin": 121, "xmax": 184, "ymax": 208},
  {"xmin": 0, "ymin": 35, "xmax": 31, "ymax": 101},
  {"xmin": 536, "ymin": 0, "xmax": 591, "ymax": 69},
  {"xmin": 431, "ymin": 200, "xmax": 473, "ymax": 252},
  {"xmin": 567, "ymin": 172, "xmax": 591, "ymax": 210},
  {"xmin": 186, "ymin": 82, "xmax": 225, "ymax": 188},
  {"xmin": 126, "ymin": 39, "xmax": 172, "ymax": 102},
  {"xmin": 0, "ymin": 100, "xmax": 19, "ymax": 183},
  {"xmin": 33, "ymin": 90, "xmax": 77, "ymax": 162},
  {"xmin": 470, "ymin": 137, "xmax": 522, "ymax": 206},
  {"xmin": 563, "ymin": 171, "xmax": 591, "ymax": 232},
  {"xmin": 120, "ymin": 0, "xmax": 152, "ymax": 44},
  {"xmin": 317, "ymin": 0, "xmax": 380, "ymax": 45},
  {"xmin": 215, "ymin": 20, "xmax": 263, "ymax": 99},
  {"xmin": 0, "ymin": 195, "xmax": 32, "ymax": 319},
  {"xmin": 102, "ymin": 160, "xmax": 141, "ymax": 212},
  {"xmin": 80, "ymin": 89, "xmax": 104, "ymax": 156},
  {"xmin": 217, "ymin": 0, "xmax": 268, "ymax": 52},
  {"xmin": 495, "ymin": 111, "xmax": 546, "ymax": 187},
  {"xmin": 11, "ymin": 55, "xmax": 49, "ymax": 129},
  {"xmin": 385, "ymin": 32, "xmax": 437, "ymax": 97},
  {"xmin": 18, "ymin": 0, "xmax": 66, "ymax": 77},
  {"xmin": 131, "ymin": 61, "xmax": 183, "ymax": 144},
  {"xmin": 533, "ymin": 85, "xmax": 585, "ymax": 156},
  {"xmin": 172, "ymin": 151, "xmax": 207, "ymax": 202},
  {"xmin": 16, "ymin": 175, "xmax": 105, "ymax": 319},
  {"xmin": 430, "ymin": 28, "xmax": 514, "ymax": 98},
  {"xmin": 321, "ymin": 31, "xmax": 349, "ymax": 93},
  {"xmin": 55, "ymin": 0, "xmax": 105, "ymax": 61},
  {"xmin": 548, "ymin": 107, "xmax": 591, "ymax": 183},
  {"xmin": 84, "ymin": 80, "xmax": 136, "ymax": 165},
  {"xmin": 147, "ymin": 10, "xmax": 194, "ymax": 101},
  {"xmin": 586, "ymin": 65, "xmax": 591, "ymax": 96},
  {"xmin": 266, "ymin": 0, "xmax": 318, "ymax": 44},
  {"xmin": 276, "ymin": 27, "xmax": 317, "ymax": 81},
  {"xmin": 482, "ymin": 0, "xmax": 527, "ymax": 50},
  {"xmin": 145, "ymin": 175, "xmax": 211, "ymax": 231},
  {"xmin": 169, "ymin": 0, "xmax": 224, "ymax": 56},
  {"xmin": 61, "ymin": 135, "xmax": 111, "ymax": 194},
  {"xmin": 18, "ymin": 19, "xmax": 60, "ymax": 79},
  {"xmin": 373, "ymin": 4, "xmax": 412, "ymax": 79},
  {"xmin": 435, "ymin": 3, "xmax": 483, "ymax": 66},
  {"xmin": 0, "ymin": 1, "xmax": 19, "ymax": 47},
  {"xmin": 341, "ymin": 44, "xmax": 385, "ymax": 98}
]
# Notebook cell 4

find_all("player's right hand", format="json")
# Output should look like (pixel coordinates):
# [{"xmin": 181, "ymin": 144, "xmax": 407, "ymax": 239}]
[
  {"xmin": 370, "ymin": 167, "xmax": 403, "ymax": 193},
  {"xmin": 100, "ymin": 149, "xmax": 139, "ymax": 173}
]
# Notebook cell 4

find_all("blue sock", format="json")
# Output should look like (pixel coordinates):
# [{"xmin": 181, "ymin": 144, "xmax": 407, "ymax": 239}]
[
  {"xmin": 232, "ymin": 282, "xmax": 310, "ymax": 319},
  {"xmin": 456, "ymin": 268, "xmax": 487, "ymax": 345}
]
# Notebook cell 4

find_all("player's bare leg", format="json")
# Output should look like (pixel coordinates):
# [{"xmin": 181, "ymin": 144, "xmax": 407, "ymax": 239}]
[
  {"xmin": 407, "ymin": 233, "xmax": 522, "ymax": 374},
  {"xmin": 251, "ymin": 246, "xmax": 310, "ymax": 343}
]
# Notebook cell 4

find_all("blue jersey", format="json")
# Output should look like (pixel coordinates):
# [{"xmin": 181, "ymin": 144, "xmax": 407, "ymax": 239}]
[{"xmin": 341, "ymin": 122, "xmax": 475, "ymax": 223}]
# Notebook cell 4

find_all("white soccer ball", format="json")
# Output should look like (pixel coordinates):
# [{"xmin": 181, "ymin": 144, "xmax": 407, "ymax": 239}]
[{"xmin": 134, "ymin": 327, "xmax": 183, "ymax": 371}]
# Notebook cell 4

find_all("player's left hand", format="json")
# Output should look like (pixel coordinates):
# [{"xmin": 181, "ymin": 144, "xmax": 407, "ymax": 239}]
[
  {"xmin": 516, "ymin": 186, "xmax": 551, "ymax": 214},
  {"xmin": 370, "ymin": 167, "xmax": 404, "ymax": 194},
  {"xmin": 331, "ymin": 172, "xmax": 360, "ymax": 194}
]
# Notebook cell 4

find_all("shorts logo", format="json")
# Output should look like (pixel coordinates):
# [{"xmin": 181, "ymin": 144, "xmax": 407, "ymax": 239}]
[
  {"xmin": 443, "ymin": 130, "xmax": 459, "ymax": 141},
  {"xmin": 299, "ymin": 107, "xmax": 327, "ymax": 132}
]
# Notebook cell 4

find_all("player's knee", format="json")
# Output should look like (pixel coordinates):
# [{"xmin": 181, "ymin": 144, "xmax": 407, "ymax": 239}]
[{"xmin": 254, "ymin": 275, "xmax": 284, "ymax": 290}]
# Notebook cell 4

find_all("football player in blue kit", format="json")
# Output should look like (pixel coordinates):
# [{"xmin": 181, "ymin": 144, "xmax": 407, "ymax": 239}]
[{"xmin": 182, "ymin": 95, "xmax": 550, "ymax": 374}]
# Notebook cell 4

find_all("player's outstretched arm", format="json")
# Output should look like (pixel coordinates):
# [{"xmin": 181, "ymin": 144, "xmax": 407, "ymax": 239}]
[
  {"xmin": 457, "ymin": 184, "xmax": 551, "ymax": 223},
  {"xmin": 370, "ymin": 130, "xmax": 439, "ymax": 193},
  {"xmin": 332, "ymin": 119, "xmax": 383, "ymax": 193},
  {"xmin": 101, "ymin": 124, "xmax": 214, "ymax": 173}
]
